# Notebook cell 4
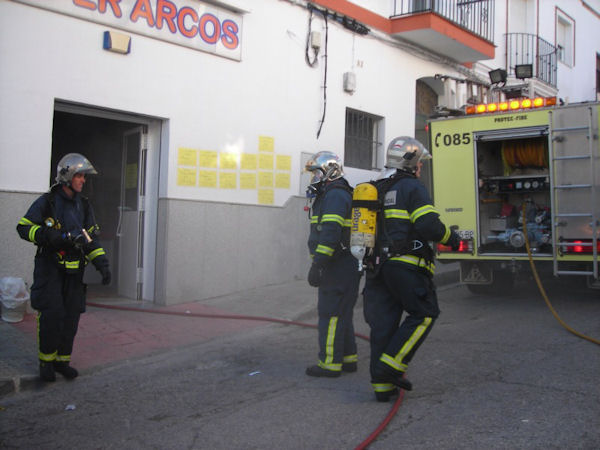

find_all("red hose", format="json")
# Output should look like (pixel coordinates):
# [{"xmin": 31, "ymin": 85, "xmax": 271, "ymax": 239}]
[{"xmin": 87, "ymin": 301, "xmax": 403, "ymax": 448}]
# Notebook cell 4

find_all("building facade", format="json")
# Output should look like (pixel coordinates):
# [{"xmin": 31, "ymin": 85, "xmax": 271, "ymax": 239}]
[{"xmin": 1, "ymin": 0, "xmax": 598, "ymax": 304}]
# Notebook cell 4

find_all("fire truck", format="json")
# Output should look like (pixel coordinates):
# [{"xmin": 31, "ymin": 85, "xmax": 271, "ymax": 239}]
[{"xmin": 429, "ymin": 98, "xmax": 599, "ymax": 293}]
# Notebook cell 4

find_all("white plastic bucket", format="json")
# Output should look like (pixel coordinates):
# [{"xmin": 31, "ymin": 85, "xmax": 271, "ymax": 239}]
[{"xmin": 0, "ymin": 277, "xmax": 30, "ymax": 323}]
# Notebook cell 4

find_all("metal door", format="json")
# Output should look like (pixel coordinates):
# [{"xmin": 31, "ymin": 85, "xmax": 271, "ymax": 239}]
[{"xmin": 117, "ymin": 126, "xmax": 147, "ymax": 299}]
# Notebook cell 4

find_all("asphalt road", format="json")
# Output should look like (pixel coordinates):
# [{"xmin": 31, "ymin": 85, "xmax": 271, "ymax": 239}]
[{"xmin": 1, "ymin": 276, "xmax": 598, "ymax": 449}]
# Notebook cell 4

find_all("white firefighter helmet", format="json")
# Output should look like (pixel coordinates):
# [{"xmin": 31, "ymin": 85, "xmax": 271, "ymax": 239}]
[
  {"xmin": 305, "ymin": 151, "xmax": 344, "ymax": 186},
  {"xmin": 385, "ymin": 136, "xmax": 431, "ymax": 173},
  {"xmin": 56, "ymin": 153, "xmax": 98, "ymax": 185}
]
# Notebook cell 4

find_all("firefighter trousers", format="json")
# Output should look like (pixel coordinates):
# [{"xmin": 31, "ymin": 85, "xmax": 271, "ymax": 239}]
[
  {"xmin": 31, "ymin": 256, "xmax": 85, "ymax": 363},
  {"xmin": 316, "ymin": 252, "xmax": 361, "ymax": 371},
  {"xmin": 363, "ymin": 262, "xmax": 439, "ymax": 379}
]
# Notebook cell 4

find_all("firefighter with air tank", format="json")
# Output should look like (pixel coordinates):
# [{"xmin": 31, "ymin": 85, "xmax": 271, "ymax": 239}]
[
  {"xmin": 304, "ymin": 151, "xmax": 361, "ymax": 378},
  {"xmin": 351, "ymin": 137, "xmax": 460, "ymax": 402}
]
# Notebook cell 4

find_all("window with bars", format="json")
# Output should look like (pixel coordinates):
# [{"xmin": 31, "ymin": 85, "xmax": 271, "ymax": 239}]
[{"xmin": 344, "ymin": 108, "xmax": 383, "ymax": 170}]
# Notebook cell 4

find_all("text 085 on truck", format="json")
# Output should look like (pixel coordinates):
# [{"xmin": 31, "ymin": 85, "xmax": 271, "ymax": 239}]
[{"xmin": 429, "ymin": 98, "xmax": 599, "ymax": 293}]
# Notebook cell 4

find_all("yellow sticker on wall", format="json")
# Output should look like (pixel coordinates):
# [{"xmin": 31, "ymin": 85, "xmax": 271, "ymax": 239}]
[
  {"xmin": 219, "ymin": 172, "xmax": 237, "ymax": 189},
  {"xmin": 198, "ymin": 170, "xmax": 217, "ymax": 187},
  {"xmin": 258, "ymin": 136, "xmax": 274, "ymax": 152},
  {"xmin": 178, "ymin": 148, "xmax": 197, "ymax": 166},
  {"xmin": 240, "ymin": 173, "xmax": 256, "ymax": 189},
  {"xmin": 258, "ymin": 171, "xmax": 273, "ymax": 187},
  {"xmin": 199, "ymin": 150, "xmax": 218, "ymax": 168},
  {"xmin": 220, "ymin": 153, "xmax": 238, "ymax": 169},
  {"xmin": 241, "ymin": 153, "xmax": 257, "ymax": 170},
  {"xmin": 177, "ymin": 168, "xmax": 196, "ymax": 186},
  {"xmin": 259, "ymin": 153, "xmax": 274, "ymax": 170}
]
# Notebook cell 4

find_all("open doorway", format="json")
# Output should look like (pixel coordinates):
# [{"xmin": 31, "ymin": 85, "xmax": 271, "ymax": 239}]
[{"xmin": 51, "ymin": 105, "xmax": 158, "ymax": 301}]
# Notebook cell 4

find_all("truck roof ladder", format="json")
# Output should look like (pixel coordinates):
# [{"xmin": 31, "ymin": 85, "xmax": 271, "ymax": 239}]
[{"xmin": 548, "ymin": 105, "xmax": 599, "ymax": 279}]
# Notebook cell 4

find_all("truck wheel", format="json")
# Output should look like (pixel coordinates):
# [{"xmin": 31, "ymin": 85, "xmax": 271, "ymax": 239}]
[{"xmin": 466, "ymin": 270, "xmax": 515, "ymax": 295}]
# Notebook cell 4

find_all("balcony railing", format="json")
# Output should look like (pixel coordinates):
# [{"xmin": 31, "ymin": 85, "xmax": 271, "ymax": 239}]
[
  {"xmin": 505, "ymin": 33, "xmax": 557, "ymax": 87},
  {"xmin": 392, "ymin": 0, "xmax": 495, "ymax": 43}
]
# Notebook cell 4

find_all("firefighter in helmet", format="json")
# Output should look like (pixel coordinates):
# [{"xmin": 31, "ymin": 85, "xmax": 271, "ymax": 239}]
[
  {"xmin": 363, "ymin": 137, "xmax": 460, "ymax": 401},
  {"xmin": 304, "ymin": 151, "xmax": 361, "ymax": 377},
  {"xmin": 17, "ymin": 153, "xmax": 111, "ymax": 382}
]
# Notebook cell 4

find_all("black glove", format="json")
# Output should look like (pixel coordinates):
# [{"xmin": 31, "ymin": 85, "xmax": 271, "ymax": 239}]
[
  {"xmin": 307, "ymin": 262, "xmax": 323, "ymax": 287},
  {"xmin": 446, "ymin": 230, "xmax": 461, "ymax": 251},
  {"xmin": 44, "ymin": 228, "xmax": 72, "ymax": 250},
  {"xmin": 100, "ymin": 266, "xmax": 112, "ymax": 285}
]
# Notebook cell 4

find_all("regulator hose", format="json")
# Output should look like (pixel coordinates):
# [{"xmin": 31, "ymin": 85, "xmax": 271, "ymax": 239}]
[
  {"xmin": 521, "ymin": 203, "xmax": 600, "ymax": 346},
  {"xmin": 86, "ymin": 301, "xmax": 405, "ymax": 448}
]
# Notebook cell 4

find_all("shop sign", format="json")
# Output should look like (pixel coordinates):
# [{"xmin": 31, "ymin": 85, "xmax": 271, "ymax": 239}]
[{"xmin": 12, "ymin": 0, "xmax": 243, "ymax": 60}]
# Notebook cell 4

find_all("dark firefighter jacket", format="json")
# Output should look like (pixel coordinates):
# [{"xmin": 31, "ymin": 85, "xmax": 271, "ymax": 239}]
[
  {"xmin": 378, "ymin": 172, "xmax": 454, "ymax": 276},
  {"xmin": 16, "ymin": 184, "xmax": 109, "ymax": 282},
  {"xmin": 307, "ymin": 178, "xmax": 353, "ymax": 266}
]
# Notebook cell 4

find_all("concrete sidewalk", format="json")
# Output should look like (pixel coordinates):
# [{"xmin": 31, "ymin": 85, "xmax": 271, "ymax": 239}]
[{"xmin": 0, "ymin": 263, "xmax": 458, "ymax": 398}]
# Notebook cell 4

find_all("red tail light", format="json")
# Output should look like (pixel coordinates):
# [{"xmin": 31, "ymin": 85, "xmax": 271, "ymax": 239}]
[
  {"xmin": 562, "ymin": 239, "xmax": 599, "ymax": 254},
  {"xmin": 437, "ymin": 239, "xmax": 473, "ymax": 254}
]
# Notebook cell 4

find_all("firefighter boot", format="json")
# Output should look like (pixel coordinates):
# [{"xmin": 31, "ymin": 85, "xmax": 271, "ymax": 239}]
[
  {"xmin": 374, "ymin": 387, "xmax": 399, "ymax": 403},
  {"xmin": 54, "ymin": 362, "xmax": 79, "ymax": 379},
  {"xmin": 373, "ymin": 364, "xmax": 413, "ymax": 391},
  {"xmin": 39, "ymin": 361, "xmax": 56, "ymax": 382},
  {"xmin": 305, "ymin": 365, "xmax": 341, "ymax": 378}
]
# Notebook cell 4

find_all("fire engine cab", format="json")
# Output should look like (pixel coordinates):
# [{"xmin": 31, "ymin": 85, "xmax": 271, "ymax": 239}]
[{"xmin": 429, "ymin": 98, "xmax": 599, "ymax": 293}]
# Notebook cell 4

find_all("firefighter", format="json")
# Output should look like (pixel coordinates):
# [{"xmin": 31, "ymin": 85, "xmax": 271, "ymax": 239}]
[
  {"xmin": 364, "ymin": 137, "xmax": 460, "ymax": 402},
  {"xmin": 304, "ymin": 151, "xmax": 361, "ymax": 377},
  {"xmin": 16, "ymin": 153, "xmax": 111, "ymax": 382}
]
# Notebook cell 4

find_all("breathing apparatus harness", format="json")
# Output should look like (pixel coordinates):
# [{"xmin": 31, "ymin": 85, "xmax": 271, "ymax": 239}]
[{"xmin": 353, "ymin": 170, "xmax": 434, "ymax": 276}]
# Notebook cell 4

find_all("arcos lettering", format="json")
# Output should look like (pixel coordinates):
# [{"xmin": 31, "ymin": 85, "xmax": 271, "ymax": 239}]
[
  {"xmin": 130, "ymin": 0, "xmax": 240, "ymax": 49},
  {"xmin": 73, "ymin": 0, "xmax": 240, "ymax": 50}
]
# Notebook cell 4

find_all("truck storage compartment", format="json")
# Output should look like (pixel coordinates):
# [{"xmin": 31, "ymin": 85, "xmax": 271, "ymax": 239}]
[{"xmin": 475, "ymin": 130, "xmax": 551, "ymax": 255}]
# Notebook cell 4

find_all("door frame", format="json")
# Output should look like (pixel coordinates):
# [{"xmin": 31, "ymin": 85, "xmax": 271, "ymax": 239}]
[{"xmin": 54, "ymin": 100, "xmax": 162, "ymax": 302}]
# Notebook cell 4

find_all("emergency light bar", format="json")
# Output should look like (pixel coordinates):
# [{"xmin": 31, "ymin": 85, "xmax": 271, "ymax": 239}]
[{"xmin": 466, "ymin": 97, "xmax": 556, "ymax": 115}]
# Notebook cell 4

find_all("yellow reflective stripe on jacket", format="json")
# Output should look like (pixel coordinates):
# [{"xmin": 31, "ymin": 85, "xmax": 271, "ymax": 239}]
[
  {"xmin": 441, "ymin": 225, "xmax": 452, "ymax": 244},
  {"xmin": 384, "ymin": 209, "xmax": 410, "ymax": 220},
  {"xmin": 19, "ymin": 217, "xmax": 40, "ymax": 243},
  {"xmin": 380, "ymin": 354, "xmax": 408, "ymax": 372},
  {"xmin": 388, "ymin": 254, "xmax": 435, "ymax": 274},
  {"xmin": 316, "ymin": 244, "xmax": 335, "ymax": 256},
  {"xmin": 87, "ymin": 248, "xmax": 106, "ymax": 262},
  {"xmin": 321, "ymin": 213, "xmax": 345, "ymax": 226},
  {"xmin": 310, "ymin": 216, "xmax": 319, "ymax": 224},
  {"xmin": 29, "ymin": 225, "xmax": 41, "ymax": 243},
  {"xmin": 410, "ymin": 204, "xmax": 437, "ymax": 222}
]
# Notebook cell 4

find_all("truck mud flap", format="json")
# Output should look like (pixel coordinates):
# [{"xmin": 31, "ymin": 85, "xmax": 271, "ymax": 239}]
[{"xmin": 460, "ymin": 261, "xmax": 493, "ymax": 285}]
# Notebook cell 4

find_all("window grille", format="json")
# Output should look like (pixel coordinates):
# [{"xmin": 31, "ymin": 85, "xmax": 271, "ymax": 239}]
[{"xmin": 344, "ymin": 108, "xmax": 383, "ymax": 170}]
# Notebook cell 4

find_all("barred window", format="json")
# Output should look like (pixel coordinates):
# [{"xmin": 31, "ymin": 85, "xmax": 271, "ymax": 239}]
[{"xmin": 344, "ymin": 108, "xmax": 383, "ymax": 170}]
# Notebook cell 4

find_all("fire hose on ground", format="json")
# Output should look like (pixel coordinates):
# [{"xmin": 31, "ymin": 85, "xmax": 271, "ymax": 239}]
[{"xmin": 86, "ymin": 301, "xmax": 405, "ymax": 449}]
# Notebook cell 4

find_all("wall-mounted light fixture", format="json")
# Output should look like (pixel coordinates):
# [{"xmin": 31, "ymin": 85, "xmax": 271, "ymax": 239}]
[
  {"xmin": 103, "ymin": 31, "xmax": 131, "ymax": 54},
  {"xmin": 515, "ymin": 64, "xmax": 533, "ymax": 79},
  {"xmin": 488, "ymin": 68, "xmax": 507, "ymax": 85}
]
